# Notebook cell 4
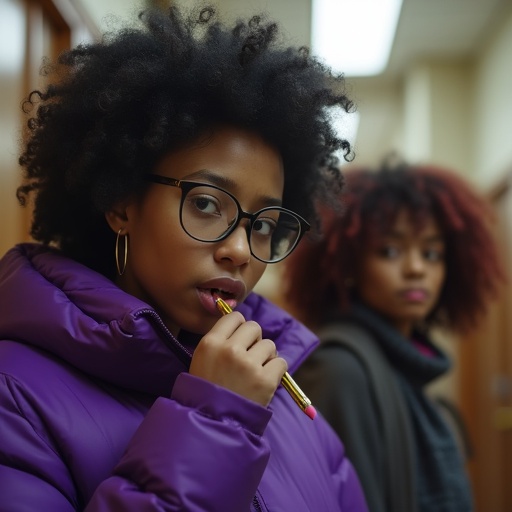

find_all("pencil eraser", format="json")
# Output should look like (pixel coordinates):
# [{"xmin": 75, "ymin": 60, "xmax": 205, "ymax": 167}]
[{"xmin": 305, "ymin": 405, "xmax": 317, "ymax": 420}]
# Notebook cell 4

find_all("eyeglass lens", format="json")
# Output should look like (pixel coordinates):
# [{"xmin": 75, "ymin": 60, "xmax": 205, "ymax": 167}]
[{"xmin": 181, "ymin": 185, "xmax": 301, "ymax": 262}]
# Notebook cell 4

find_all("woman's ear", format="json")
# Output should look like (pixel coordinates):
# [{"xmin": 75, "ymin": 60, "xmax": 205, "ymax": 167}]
[{"xmin": 105, "ymin": 201, "xmax": 131, "ymax": 234}]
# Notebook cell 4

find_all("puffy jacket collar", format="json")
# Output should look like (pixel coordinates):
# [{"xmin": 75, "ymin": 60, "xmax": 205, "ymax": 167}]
[{"xmin": 0, "ymin": 244, "xmax": 318, "ymax": 395}]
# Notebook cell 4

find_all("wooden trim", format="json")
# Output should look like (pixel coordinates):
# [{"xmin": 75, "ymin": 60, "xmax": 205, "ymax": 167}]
[
  {"xmin": 32, "ymin": 0, "xmax": 68, "ymax": 31},
  {"xmin": 459, "ymin": 164, "xmax": 512, "ymax": 510}
]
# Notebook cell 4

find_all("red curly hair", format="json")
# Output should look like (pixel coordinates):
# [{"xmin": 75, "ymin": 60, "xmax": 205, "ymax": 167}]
[{"xmin": 282, "ymin": 162, "xmax": 506, "ymax": 333}]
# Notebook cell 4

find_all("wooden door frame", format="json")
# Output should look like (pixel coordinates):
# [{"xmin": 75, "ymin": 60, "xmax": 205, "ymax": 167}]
[
  {"xmin": 17, "ymin": 0, "xmax": 99, "ymax": 243},
  {"xmin": 459, "ymin": 167, "xmax": 512, "ymax": 512}
]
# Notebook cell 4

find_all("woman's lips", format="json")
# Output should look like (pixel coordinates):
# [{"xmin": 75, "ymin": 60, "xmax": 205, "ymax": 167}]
[
  {"xmin": 196, "ymin": 277, "xmax": 246, "ymax": 314},
  {"xmin": 199, "ymin": 277, "xmax": 246, "ymax": 298},
  {"xmin": 197, "ymin": 288, "xmax": 233, "ymax": 315},
  {"xmin": 400, "ymin": 289, "xmax": 428, "ymax": 302}
]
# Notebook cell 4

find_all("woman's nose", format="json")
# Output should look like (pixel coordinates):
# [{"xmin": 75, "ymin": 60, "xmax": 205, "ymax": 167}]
[
  {"xmin": 404, "ymin": 249, "xmax": 425, "ymax": 275},
  {"xmin": 214, "ymin": 225, "xmax": 252, "ymax": 266}
]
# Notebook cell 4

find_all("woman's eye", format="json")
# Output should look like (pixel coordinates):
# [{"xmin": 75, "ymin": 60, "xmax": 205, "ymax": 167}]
[
  {"xmin": 253, "ymin": 217, "xmax": 276, "ymax": 236},
  {"xmin": 188, "ymin": 194, "xmax": 221, "ymax": 216},
  {"xmin": 379, "ymin": 245, "xmax": 400, "ymax": 259},
  {"xmin": 424, "ymin": 248, "xmax": 444, "ymax": 261}
]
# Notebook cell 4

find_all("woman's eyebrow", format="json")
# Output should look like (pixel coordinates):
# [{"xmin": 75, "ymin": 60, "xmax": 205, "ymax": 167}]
[
  {"xmin": 423, "ymin": 234, "xmax": 445, "ymax": 244},
  {"xmin": 379, "ymin": 230, "xmax": 444, "ymax": 243},
  {"xmin": 183, "ymin": 169, "xmax": 283, "ymax": 207},
  {"xmin": 380, "ymin": 230, "xmax": 405, "ymax": 240}
]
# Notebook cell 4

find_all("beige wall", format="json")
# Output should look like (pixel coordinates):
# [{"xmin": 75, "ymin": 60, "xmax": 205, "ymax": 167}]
[
  {"xmin": 474, "ymin": 4, "xmax": 512, "ymax": 188},
  {"xmin": 79, "ymin": 0, "xmax": 312, "ymax": 46},
  {"xmin": 77, "ymin": 0, "xmax": 143, "ymax": 31}
]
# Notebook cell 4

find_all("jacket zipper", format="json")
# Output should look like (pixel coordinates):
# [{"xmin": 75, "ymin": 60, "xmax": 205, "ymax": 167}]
[
  {"xmin": 133, "ymin": 308, "xmax": 193, "ymax": 365},
  {"xmin": 252, "ymin": 495, "xmax": 263, "ymax": 512},
  {"xmin": 138, "ymin": 309, "xmax": 266, "ymax": 512}
]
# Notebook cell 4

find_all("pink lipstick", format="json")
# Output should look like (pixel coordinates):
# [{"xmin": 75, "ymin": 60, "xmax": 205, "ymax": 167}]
[{"xmin": 402, "ymin": 289, "xmax": 428, "ymax": 302}]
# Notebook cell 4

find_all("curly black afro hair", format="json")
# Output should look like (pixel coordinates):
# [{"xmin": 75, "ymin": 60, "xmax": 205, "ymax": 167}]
[{"xmin": 17, "ymin": 4, "xmax": 355, "ymax": 277}]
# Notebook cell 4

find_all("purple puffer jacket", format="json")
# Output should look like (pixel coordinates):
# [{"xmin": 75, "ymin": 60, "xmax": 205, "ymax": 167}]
[{"xmin": 0, "ymin": 244, "xmax": 367, "ymax": 512}]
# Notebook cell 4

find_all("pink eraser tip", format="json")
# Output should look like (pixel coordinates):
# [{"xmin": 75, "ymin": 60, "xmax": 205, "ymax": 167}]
[{"xmin": 305, "ymin": 405, "xmax": 317, "ymax": 420}]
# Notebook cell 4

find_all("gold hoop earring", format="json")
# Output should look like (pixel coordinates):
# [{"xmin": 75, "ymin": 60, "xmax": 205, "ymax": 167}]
[{"xmin": 115, "ymin": 229, "xmax": 128, "ymax": 276}]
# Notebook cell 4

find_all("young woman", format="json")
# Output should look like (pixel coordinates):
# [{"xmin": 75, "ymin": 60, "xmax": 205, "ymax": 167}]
[
  {"xmin": 283, "ymin": 161, "xmax": 505, "ymax": 512},
  {"xmin": 0, "ymin": 5, "xmax": 368, "ymax": 511}
]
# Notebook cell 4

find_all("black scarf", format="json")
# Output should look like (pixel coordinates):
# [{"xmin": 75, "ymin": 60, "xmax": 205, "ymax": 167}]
[{"xmin": 351, "ymin": 303, "xmax": 473, "ymax": 512}]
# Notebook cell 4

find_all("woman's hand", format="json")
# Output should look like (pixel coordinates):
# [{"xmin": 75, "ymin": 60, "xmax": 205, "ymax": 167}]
[{"xmin": 189, "ymin": 312, "xmax": 288, "ymax": 407}]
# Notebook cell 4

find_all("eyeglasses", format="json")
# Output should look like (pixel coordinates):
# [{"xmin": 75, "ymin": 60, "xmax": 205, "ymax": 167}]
[{"xmin": 145, "ymin": 173, "xmax": 310, "ymax": 263}]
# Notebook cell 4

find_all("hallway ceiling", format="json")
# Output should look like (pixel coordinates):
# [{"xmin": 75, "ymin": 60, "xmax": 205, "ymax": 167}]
[{"xmin": 385, "ymin": 0, "xmax": 510, "ymax": 79}]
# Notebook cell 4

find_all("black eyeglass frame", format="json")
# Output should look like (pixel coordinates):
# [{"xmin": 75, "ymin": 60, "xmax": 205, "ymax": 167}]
[{"xmin": 145, "ymin": 173, "xmax": 310, "ymax": 263}]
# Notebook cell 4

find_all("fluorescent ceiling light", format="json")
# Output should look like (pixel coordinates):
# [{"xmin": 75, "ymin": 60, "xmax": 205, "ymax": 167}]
[{"xmin": 311, "ymin": 0, "xmax": 403, "ymax": 77}]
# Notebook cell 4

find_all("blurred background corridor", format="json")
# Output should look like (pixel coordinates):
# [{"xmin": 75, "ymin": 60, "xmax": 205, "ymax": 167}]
[{"xmin": 1, "ymin": 0, "xmax": 511, "ymax": 509}]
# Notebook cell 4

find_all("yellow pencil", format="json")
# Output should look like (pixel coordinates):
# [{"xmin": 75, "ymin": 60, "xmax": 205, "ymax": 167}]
[{"xmin": 215, "ymin": 297, "xmax": 317, "ymax": 420}]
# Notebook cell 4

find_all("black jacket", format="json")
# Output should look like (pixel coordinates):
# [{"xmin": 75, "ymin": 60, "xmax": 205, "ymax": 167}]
[{"xmin": 295, "ymin": 304, "xmax": 473, "ymax": 512}]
